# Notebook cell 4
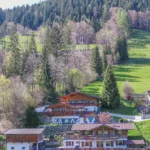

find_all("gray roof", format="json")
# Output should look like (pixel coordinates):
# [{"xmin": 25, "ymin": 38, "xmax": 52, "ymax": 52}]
[{"xmin": 4, "ymin": 128, "xmax": 45, "ymax": 135}]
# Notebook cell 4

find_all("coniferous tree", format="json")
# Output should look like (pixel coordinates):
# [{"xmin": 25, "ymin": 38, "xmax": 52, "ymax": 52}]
[
  {"xmin": 39, "ymin": 27, "xmax": 58, "ymax": 104},
  {"xmin": 49, "ymin": 26, "xmax": 65, "ymax": 57},
  {"xmin": 102, "ymin": 64, "xmax": 120, "ymax": 109},
  {"xmin": 29, "ymin": 33, "xmax": 37, "ymax": 55},
  {"xmin": 8, "ymin": 33, "xmax": 21, "ymax": 76},
  {"xmin": 116, "ymin": 37, "xmax": 128, "ymax": 62},
  {"xmin": 91, "ymin": 46, "xmax": 102, "ymax": 78},
  {"xmin": 101, "ymin": 51, "xmax": 107, "ymax": 72},
  {"xmin": 24, "ymin": 105, "xmax": 40, "ymax": 128},
  {"xmin": 101, "ymin": 4, "xmax": 109, "ymax": 26}
]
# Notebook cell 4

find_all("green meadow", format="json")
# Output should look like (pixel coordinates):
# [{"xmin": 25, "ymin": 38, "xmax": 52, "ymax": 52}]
[
  {"xmin": 135, "ymin": 120, "xmax": 150, "ymax": 142},
  {"xmin": 81, "ymin": 29, "xmax": 150, "ymax": 115}
]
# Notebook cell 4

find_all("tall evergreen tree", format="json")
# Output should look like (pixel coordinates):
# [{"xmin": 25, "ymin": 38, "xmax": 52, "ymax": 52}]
[
  {"xmin": 29, "ymin": 33, "xmax": 37, "ymax": 55},
  {"xmin": 101, "ymin": 51, "xmax": 108, "ymax": 72},
  {"xmin": 39, "ymin": 27, "xmax": 58, "ymax": 104},
  {"xmin": 49, "ymin": 26, "xmax": 65, "ymax": 57},
  {"xmin": 101, "ymin": 4, "xmax": 109, "ymax": 26},
  {"xmin": 102, "ymin": 64, "xmax": 120, "ymax": 109},
  {"xmin": 8, "ymin": 33, "xmax": 21, "ymax": 76},
  {"xmin": 91, "ymin": 46, "xmax": 102, "ymax": 77},
  {"xmin": 116, "ymin": 37, "xmax": 128, "ymax": 62},
  {"xmin": 23, "ymin": 105, "xmax": 40, "ymax": 128}
]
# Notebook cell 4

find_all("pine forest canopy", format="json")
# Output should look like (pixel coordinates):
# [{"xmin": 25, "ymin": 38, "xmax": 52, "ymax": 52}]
[{"xmin": 0, "ymin": 0, "xmax": 150, "ymax": 30}]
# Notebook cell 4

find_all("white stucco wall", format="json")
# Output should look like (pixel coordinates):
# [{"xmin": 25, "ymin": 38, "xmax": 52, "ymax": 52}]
[
  {"xmin": 84, "ymin": 106, "xmax": 98, "ymax": 111},
  {"xmin": 7, "ymin": 142, "xmax": 32, "ymax": 150},
  {"xmin": 63, "ymin": 138, "xmax": 127, "ymax": 149}
]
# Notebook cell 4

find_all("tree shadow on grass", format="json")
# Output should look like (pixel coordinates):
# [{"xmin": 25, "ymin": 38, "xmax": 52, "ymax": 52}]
[
  {"xmin": 128, "ymin": 29, "xmax": 150, "ymax": 50},
  {"xmin": 115, "ymin": 66, "xmax": 139, "ymax": 73},
  {"xmin": 115, "ymin": 74, "xmax": 140, "ymax": 82},
  {"xmin": 128, "ymin": 58, "xmax": 150, "ymax": 65},
  {"xmin": 101, "ymin": 99, "xmax": 137, "ymax": 115}
]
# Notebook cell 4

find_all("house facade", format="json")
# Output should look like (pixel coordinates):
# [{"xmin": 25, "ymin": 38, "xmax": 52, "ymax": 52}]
[
  {"xmin": 4, "ymin": 128, "xmax": 45, "ymax": 150},
  {"xmin": 59, "ymin": 123, "xmax": 145, "ymax": 149},
  {"xmin": 39, "ymin": 92, "xmax": 101, "ymax": 124}
]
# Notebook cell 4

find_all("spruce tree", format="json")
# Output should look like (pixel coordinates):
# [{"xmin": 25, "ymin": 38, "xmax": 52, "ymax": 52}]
[
  {"xmin": 29, "ymin": 33, "xmax": 37, "ymax": 55},
  {"xmin": 102, "ymin": 64, "xmax": 120, "ymax": 109},
  {"xmin": 39, "ymin": 27, "xmax": 58, "ymax": 104},
  {"xmin": 49, "ymin": 26, "xmax": 65, "ymax": 57},
  {"xmin": 116, "ymin": 37, "xmax": 128, "ymax": 62},
  {"xmin": 24, "ymin": 105, "xmax": 40, "ymax": 128},
  {"xmin": 8, "ymin": 33, "xmax": 21, "ymax": 76},
  {"xmin": 101, "ymin": 51, "xmax": 107, "ymax": 72},
  {"xmin": 40, "ymin": 51, "xmax": 58, "ymax": 104},
  {"xmin": 91, "ymin": 46, "xmax": 102, "ymax": 78}
]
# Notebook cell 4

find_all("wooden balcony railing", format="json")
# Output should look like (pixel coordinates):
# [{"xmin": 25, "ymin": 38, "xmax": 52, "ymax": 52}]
[{"xmin": 64, "ymin": 134, "xmax": 127, "ymax": 140}]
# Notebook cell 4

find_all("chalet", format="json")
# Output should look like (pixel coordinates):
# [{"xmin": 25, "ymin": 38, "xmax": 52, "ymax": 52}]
[
  {"xmin": 39, "ymin": 92, "xmax": 101, "ymax": 124},
  {"xmin": 4, "ymin": 128, "xmax": 45, "ymax": 150},
  {"xmin": 59, "ymin": 123, "xmax": 145, "ymax": 149}
]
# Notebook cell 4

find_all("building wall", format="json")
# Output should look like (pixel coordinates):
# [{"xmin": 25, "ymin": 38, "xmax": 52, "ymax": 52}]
[
  {"xmin": 6, "ymin": 135, "xmax": 38, "ymax": 143},
  {"xmin": 7, "ymin": 142, "xmax": 32, "ymax": 150},
  {"xmin": 63, "ymin": 138, "xmax": 127, "ymax": 149}
]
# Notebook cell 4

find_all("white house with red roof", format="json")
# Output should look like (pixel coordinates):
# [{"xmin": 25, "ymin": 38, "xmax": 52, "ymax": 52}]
[{"xmin": 38, "ymin": 92, "xmax": 101, "ymax": 124}]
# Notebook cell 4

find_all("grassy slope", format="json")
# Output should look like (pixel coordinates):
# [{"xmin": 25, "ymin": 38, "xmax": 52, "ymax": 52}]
[
  {"xmin": 81, "ymin": 29, "xmax": 150, "ymax": 115},
  {"xmin": 135, "ymin": 120, "xmax": 150, "ymax": 142}
]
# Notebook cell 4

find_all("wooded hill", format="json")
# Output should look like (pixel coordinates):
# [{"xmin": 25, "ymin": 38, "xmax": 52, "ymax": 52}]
[{"xmin": 0, "ymin": 0, "xmax": 150, "ymax": 30}]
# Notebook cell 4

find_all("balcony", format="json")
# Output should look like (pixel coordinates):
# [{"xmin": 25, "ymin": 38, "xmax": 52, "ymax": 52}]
[{"xmin": 64, "ymin": 134, "xmax": 127, "ymax": 140}]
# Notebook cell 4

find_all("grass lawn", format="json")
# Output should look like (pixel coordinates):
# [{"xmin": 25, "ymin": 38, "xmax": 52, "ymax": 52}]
[
  {"xmin": 81, "ymin": 29, "xmax": 150, "ymax": 115},
  {"xmin": 135, "ymin": 120, "xmax": 150, "ymax": 142},
  {"xmin": 128, "ymin": 129, "xmax": 142, "ymax": 140}
]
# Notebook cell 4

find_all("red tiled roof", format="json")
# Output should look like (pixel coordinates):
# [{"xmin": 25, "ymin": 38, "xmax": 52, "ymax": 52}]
[
  {"xmin": 59, "ymin": 92, "xmax": 100, "ymax": 100},
  {"xmin": 71, "ymin": 123, "xmax": 134, "ymax": 131},
  {"xmin": 125, "ymin": 140, "xmax": 145, "ymax": 145},
  {"xmin": 106, "ymin": 123, "xmax": 134, "ymax": 130},
  {"xmin": 4, "ymin": 128, "xmax": 45, "ymax": 135}
]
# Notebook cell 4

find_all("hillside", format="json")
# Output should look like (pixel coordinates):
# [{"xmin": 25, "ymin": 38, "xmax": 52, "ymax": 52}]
[{"xmin": 81, "ymin": 29, "xmax": 150, "ymax": 114}]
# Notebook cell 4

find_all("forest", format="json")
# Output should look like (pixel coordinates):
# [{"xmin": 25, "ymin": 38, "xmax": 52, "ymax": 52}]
[{"xmin": 0, "ymin": 0, "xmax": 150, "ymax": 30}]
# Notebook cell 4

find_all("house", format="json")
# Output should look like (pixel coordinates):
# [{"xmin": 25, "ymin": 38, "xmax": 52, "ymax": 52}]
[
  {"xmin": 4, "ymin": 128, "xmax": 45, "ymax": 150},
  {"xmin": 58, "ymin": 123, "xmax": 145, "ymax": 149},
  {"xmin": 39, "ymin": 92, "xmax": 101, "ymax": 124}
]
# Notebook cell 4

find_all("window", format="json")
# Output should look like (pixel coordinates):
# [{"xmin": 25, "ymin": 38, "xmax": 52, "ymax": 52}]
[
  {"xmin": 118, "ymin": 130, "xmax": 122, "ymax": 135},
  {"xmin": 66, "ymin": 141, "xmax": 74, "ymax": 146},
  {"xmin": 117, "ymin": 140, "xmax": 124, "ymax": 146},
  {"xmin": 11, "ymin": 147, "xmax": 14, "ymax": 150},
  {"xmin": 104, "ymin": 130, "xmax": 108, "ymax": 135},
  {"xmin": 22, "ymin": 147, "xmax": 25, "ymax": 150},
  {"xmin": 85, "ymin": 141, "xmax": 89, "ymax": 146},
  {"xmin": 106, "ymin": 141, "xmax": 113, "ymax": 147},
  {"xmin": 97, "ymin": 141, "xmax": 103, "ymax": 147},
  {"xmin": 110, "ymin": 130, "xmax": 115, "ymax": 135},
  {"xmin": 98, "ymin": 130, "xmax": 102, "ymax": 135},
  {"xmin": 85, "ymin": 131, "xmax": 89, "ymax": 135}
]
